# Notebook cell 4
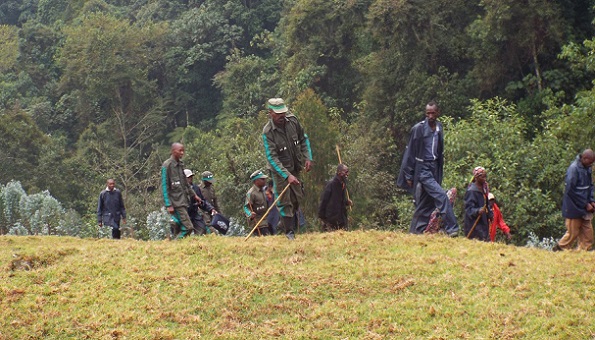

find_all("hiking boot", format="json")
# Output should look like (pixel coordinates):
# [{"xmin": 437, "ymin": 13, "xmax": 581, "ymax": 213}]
[
  {"xmin": 447, "ymin": 230, "xmax": 459, "ymax": 238},
  {"xmin": 552, "ymin": 244, "xmax": 562, "ymax": 252},
  {"xmin": 286, "ymin": 231, "xmax": 295, "ymax": 240}
]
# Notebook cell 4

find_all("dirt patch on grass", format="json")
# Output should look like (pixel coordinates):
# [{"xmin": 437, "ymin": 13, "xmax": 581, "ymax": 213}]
[{"xmin": 8, "ymin": 248, "xmax": 79, "ymax": 271}]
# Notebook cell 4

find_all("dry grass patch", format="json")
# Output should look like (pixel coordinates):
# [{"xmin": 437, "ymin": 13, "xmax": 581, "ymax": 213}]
[{"xmin": 1, "ymin": 231, "xmax": 595, "ymax": 338}]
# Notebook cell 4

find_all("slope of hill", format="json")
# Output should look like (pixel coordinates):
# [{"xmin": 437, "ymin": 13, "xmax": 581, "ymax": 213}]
[{"xmin": 2, "ymin": 231, "xmax": 595, "ymax": 339}]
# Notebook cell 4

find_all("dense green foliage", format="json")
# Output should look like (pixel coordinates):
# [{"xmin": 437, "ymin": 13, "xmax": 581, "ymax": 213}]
[{"xmin": 1, "ymin": 0, "xmax": 595, "ymax": 243}]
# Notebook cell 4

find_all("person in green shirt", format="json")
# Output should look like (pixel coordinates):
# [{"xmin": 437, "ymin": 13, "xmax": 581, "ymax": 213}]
[
  {"xmin": 262, "ymin": 98, "xmax": 313, "ymax": 240},
  {"xmin": 244, "ymin": 170, "xmax": 271, "ymax": 236},
  {"xmin": 161, "ymin": 143, "xmax": 201, "ymax": 238}
]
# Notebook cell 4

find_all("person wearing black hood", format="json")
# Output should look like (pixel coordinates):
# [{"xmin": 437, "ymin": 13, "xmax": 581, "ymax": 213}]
[{"xmin": 318, "ymin": 164, "xmax": 352, "ymax": 231}]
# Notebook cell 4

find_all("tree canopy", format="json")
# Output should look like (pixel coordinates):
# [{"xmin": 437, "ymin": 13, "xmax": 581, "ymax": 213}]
[{"xmin": 1, "ymin": 0, "xmax": 594, "ymax": 244}]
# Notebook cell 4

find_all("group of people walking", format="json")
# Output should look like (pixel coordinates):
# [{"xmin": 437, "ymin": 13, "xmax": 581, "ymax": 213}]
[
  {"xmin": 97, "ymin": 98, "xmax": 594, "ymax": 251},
  {"xmin": 396, "ymin": 101, "xmax": 594, "ymax": 250},
  {"xmin": 246, "ymin": 98, "xmax": 351, "ymax": 239}
]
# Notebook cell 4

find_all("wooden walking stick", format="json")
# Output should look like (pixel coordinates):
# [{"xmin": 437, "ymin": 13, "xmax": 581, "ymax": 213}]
[
  {"xmin": 335, "ymin": 144, "xmax": 352, "ymax": 211},
  {"xmin": 244, "ymin": 183, "xmax": 291, "ymax": 240},
  {"xmin": 466, "ymin": 206, "xmax": 486, "ymax": 239}
]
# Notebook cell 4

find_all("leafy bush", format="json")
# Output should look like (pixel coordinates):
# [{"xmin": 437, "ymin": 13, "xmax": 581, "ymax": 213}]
[
  {"xmin": 0, "ymin": 181, "xmax": 88, "ymax": 237},
  {"xmin": 146, "ymin": 208, "xmax": 172, "ymax": 241},
  {"xmin": 525, "ymin": 231, "xmax": 557, "ymax": 251}
]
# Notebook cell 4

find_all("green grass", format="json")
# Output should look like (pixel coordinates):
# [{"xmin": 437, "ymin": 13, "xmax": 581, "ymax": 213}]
[{"xmin": 2, "ymin": 231, "xmax": 595, "ymax": 339}]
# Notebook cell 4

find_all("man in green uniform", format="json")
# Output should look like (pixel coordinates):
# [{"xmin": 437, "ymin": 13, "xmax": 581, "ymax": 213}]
[
  {"xmin": 262, "ymin": 98, "xmax": 313, "ymax": 240},
  {"xmin": 161, "ymin": 142, "xmax": 201, "ymax": 238},
  {"xmin": 200, "ymin": 171, "xmax": 220, "ymax": 224},
  {"xmin": 244, "ymin": 170, "xmax": 271, "ymax": 236}
]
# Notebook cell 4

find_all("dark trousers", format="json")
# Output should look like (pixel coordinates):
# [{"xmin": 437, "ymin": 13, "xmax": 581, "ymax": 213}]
[
  {"xmin": 112, "ymin": 227, "xmax": 121, "ymax": 239},
  {"xmin": 190, "ymin": 212, "xmax": 210, "ymax": 235},
  {"xmin": 321, "ymin": 220, "xmax": 347, "ymax": 232},
  {"xmin": 410, "ymin": 162, "xmax": 458, "ymax": 234}
]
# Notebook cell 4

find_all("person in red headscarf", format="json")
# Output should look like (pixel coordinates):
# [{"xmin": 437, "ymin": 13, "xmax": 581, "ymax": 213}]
[{"xmin": 464, "ymin": 167, "xmax": 493, "ymax": 241}]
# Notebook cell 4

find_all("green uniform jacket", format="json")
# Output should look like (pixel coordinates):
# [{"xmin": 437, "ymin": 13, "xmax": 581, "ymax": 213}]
[
  {"xmin": 161, "ymin": 156, "xmax": 194, "ymax": 208},
  {"xmin": 199, "ymin": 184, "xmax": 220, "ymax": 212},
  {"xmin": 244, "ymin": 185, "xmax": 268, "ymax": 227},
  {"xmin": 262, "ymin": 114, "xmax": 312, "ymax": 179}
]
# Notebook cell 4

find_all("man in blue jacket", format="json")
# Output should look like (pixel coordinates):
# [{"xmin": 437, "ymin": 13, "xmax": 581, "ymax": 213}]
[
  {"xmin": 397, "ymin": 101, "xmax": 459, "ymax": 236},
  {"xmin": 97, "ymin": 179, "xmax": 126, "ymax": 239},
  {"xmin": 554, "ymin": 149, "xmax": 595, "ymax": 251}
]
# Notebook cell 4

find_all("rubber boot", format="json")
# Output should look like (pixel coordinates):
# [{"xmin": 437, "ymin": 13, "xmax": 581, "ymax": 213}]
[{"xmin": 282, "ymin": 216, "xmax": 295, "ymax": 240}]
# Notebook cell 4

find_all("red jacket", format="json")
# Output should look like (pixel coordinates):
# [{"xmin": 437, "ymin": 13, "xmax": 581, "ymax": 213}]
[{"xmin": 490, "ymin": 202, "xmax": 510, "ymax": 242}]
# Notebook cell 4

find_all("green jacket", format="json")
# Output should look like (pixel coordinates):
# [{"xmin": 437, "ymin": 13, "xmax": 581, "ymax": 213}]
[
  {"xmin": 161, "ymin": 156, "xmax": 194, "ymax": 208},
  {"xmin": 244, "ymin": 185, "xmax": 268, "ymax": 227},
  {"xmin": 199, "ymin": 183, "xmax": 220, "ymax": 212},
  {"xmin": 262, "ymin": 113, "xmax": 312, "ymax": 179}
]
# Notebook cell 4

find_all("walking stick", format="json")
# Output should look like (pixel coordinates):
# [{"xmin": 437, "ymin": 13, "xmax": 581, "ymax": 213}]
[
  {"xmin": 335, "ymin": 144, "xmax": 352, "ymax": 211},
  {"xmin": 244, "ymin": 183, "xmax": 291, "ymax": 240},
  {"xmin": 466, "ymin": 207, "xmax": 486, "ymax": 239}
]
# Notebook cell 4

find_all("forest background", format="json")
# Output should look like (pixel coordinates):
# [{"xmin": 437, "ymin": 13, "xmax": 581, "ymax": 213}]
[{"xmin": 1, "ymin": 0, "xmax": 594, "ymax": 245}]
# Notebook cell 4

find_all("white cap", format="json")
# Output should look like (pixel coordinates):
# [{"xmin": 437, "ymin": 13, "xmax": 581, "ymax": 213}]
[
  {"xmin": 183, "ymin": 169, "xmax": 194, "ymax": 178},
  {"xmin": 488, "ymin": 193, "xmax": 495, "ymax": 201},
  {"xmin": 267, "ymin": 98, "xmax": 288, "ymax": 114}
]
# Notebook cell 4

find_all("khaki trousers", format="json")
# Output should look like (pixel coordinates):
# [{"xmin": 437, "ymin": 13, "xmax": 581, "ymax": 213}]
[
  {"xmin": 171, "ymin": 207, "xmax": 194, "ymax": 238},
  {"xmin": 558, "ymin": 218, "xmax": 594, "ymax": 251}
]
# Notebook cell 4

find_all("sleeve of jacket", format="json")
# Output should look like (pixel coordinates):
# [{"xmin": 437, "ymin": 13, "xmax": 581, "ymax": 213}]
[
  {"xmin": 97, "ymin": 191, "xmax": 104, "ymax": 223},
  {"xmin": 212, "ymin": 195, "xmax": 221, "ymax": 212},
  {"xmin": 297, "ymin": 120, "xmax": 313, "ymax": 162},
  {"xmin": 397, "ymin": 125, "xmax": 420, "ymax": 189},
  {"xmin": 118, "ymin": 190, "xmax": 126, "ymax": 219},
  {"xmin": 405, "ymin": 125, "xmax": 421, "ymax": 181},
  {"xmin": 161, "ymin": 164, "xmax": 171, "ymax": 207},
  {"xmin": 196, "ymin": 187, "xmax": 214, "ymax": 213},
  {"xmin": 464, "ymin": 190, "xmax": 483, "ymax": 219},
  {"xmin": 492, "ymin": 204, "xmax": 509, "ymax": 233},
  {"xmin": 262, "ymin": 131, "xmax": 290, "ymax": 179},
  {"xmin": 184, "ymin": 180, "xmax": 195, "ymax": 201},
  {"xmin": 318, "ymin": 182, "xmax": 331, "ymax": 219},
  {"xmin": 565, "ymin": 165, "xmax": 588, "ymax": 211},
  {"xmin": 590, "ymin": 171, "xmax": 595, "ymax": 203},
  {"xmin": 243, "ymin": 191, "xmax": 253, "ymax": 217}
]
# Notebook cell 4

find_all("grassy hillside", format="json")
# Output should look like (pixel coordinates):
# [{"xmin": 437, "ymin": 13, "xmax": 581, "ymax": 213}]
[{"xmin": 2, "ymin": 231, "xmax": 595, "ymax": 339}]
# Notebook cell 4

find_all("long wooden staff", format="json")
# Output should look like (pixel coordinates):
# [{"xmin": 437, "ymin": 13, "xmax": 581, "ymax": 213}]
[
  {"xmin": 244, "ymin": 183, "xmax": 291, "ymax": 240},
  {"xmin": 336, "ymin": 144, "xmax": 352, "ymax": 211},
  {"xmin": 466, "ymin": 206, "xmax": 486, "ymax": 239}
]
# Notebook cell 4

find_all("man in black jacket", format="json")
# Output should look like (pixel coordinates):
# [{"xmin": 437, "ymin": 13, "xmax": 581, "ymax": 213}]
[
  {"xmin": 397, "ymin": 101, "xmax": 459, "ymax": 236},
  {"xmin": 318, "ymin": 164, "xmax": 352, "ymax": 231},
  {"xmin": 97, "ymin": 179, "xmax": 126, "ymax": 239}
]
